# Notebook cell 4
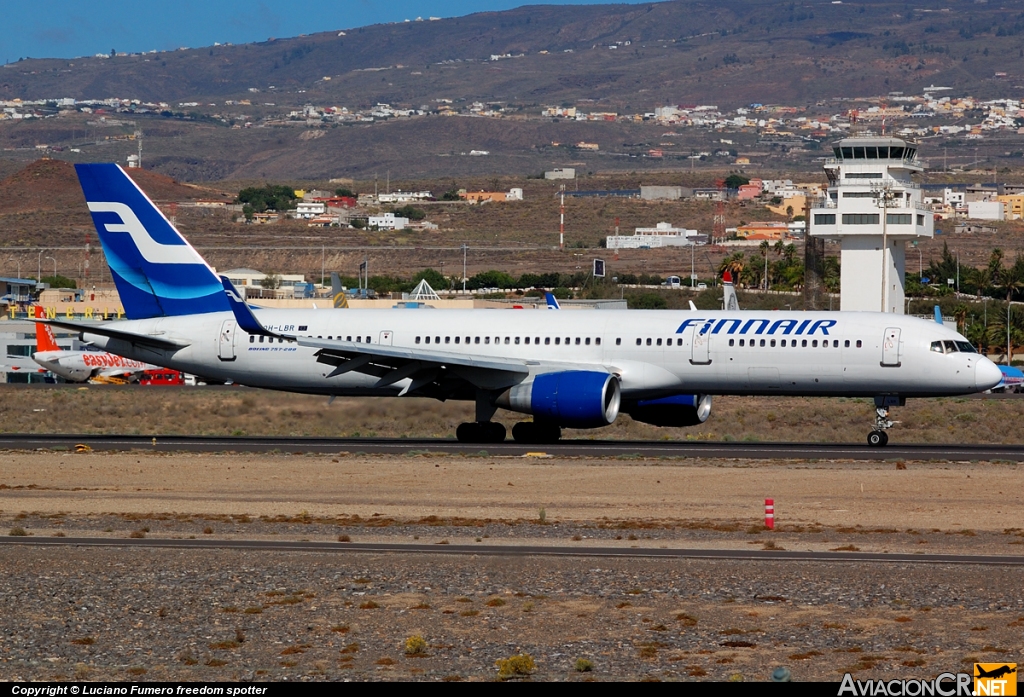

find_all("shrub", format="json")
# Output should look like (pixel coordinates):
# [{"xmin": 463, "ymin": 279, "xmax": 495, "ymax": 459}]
[
  {"xmin": 575, "ymin": 658, "xmax": 593, "ymax": 672},
  {"xmin": 496, "ymin": 653, "xmax": 535, "ymax": 680},
  {"xmin": 8, "ymin": 527, "xmax": 27, "ymax": 536},
  {"xmin": 405, "ymin": 635, "xmax": 428, "ymax": 656}
]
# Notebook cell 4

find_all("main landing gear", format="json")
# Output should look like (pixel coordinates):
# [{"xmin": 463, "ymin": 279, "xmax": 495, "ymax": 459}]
[
  {"xmin": 511, "ymin": 421, "xmax": 562, "ymax": 444},
  {"xmin": 867, "ymin": 396, "xmax": 901, "ymax": 447},
  {"xmin": 456, "ymin": 421, "xmax": 507, "ymax": 444}
]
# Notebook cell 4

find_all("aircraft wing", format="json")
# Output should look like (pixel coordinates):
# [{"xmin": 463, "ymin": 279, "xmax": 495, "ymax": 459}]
[
  {"xmin": 35, "ymin": 319, "xmax": 189, "ymax": 351},
  {"xmin": 221, "ymin": 276, "xmax": 606, "ymax": 394},
  {"xmin": 1, "ymin": 356, "xmax": 44, "ymax": 372}
]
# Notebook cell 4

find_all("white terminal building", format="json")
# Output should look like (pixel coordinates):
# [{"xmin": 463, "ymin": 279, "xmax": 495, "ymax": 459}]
[
  {"xmin": 809, "ymin": 137, "xmax": 933, "ymax": 313},
  {"xmin": 606, "ymin": 222, "xmax": 705, "ymax": 249}
]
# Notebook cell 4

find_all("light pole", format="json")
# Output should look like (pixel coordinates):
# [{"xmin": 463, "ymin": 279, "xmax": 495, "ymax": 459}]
[
  {"xmin": 47, "ymin": 256, "xmax": 57, "ymax": 279},
  {"xmin": 461, "ymin": 244, "xmax": 467, "ymax": 293},
  {"xmin": 37, "ymin": 251, "xmax": 42, "ymax": 281}
]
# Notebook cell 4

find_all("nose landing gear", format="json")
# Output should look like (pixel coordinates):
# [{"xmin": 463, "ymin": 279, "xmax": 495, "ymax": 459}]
[{"xmin": 867, "ymin": 396, "xmax": 902, "ymax": 447}]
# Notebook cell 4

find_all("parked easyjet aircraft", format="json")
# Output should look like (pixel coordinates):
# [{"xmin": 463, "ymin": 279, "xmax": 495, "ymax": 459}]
[
  {"xmin": 44, "ymin": 164, "xmax": 1002, "ymax": 445},
  {"xmin": 26, "ymin": 306, "xmax": 158, "ymax": 382}
]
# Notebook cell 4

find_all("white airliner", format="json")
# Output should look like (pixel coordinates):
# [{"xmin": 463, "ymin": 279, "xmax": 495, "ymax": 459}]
[
  {"xmin": 5, "ymin": 306, "xmax": 158, "ymax": 382},
  {"xmin": 32, "ymin": 317, "xmax": 157, "ymax": 383},
  {"xmin": 45, "ymin": 164, "xmax": 1002, "ymax": 446}
]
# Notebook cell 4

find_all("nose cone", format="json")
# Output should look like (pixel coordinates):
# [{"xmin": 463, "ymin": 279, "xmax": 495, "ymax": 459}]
[{"xmin": 976, "ymin": 357, "xmax": 1004, "ymax": 392}]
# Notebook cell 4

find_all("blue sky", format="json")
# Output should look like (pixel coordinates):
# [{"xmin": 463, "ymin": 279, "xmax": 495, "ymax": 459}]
[{"xmin": 6, "ymin": 1, "xmax": 655, "ymax": 62}]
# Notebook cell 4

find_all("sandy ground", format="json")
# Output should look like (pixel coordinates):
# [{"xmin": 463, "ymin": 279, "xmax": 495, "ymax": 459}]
[{"xmin": 1, "ymin": 451, "xmax": 1021, "ymax": 540}]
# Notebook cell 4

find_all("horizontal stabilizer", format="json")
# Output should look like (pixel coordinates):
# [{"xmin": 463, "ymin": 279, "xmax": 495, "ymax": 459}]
[{"xmin": 36, "ymin": 319, "xmax": 188, "ymax": 352}]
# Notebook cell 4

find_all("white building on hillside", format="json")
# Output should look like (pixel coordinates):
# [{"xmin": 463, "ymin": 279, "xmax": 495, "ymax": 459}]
[
  {"xmin": 368, "ymin": 212, "xmax": 409, "ymax": 230},
  {"xmin": 606, "ymin": 222, "xmax": 704, "ymax": 249}
]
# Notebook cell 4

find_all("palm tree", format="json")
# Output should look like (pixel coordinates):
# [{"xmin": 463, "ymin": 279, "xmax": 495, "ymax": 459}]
[{"xmin": 759, "ymin": 240, "xmax": 770, "ymax": 290}]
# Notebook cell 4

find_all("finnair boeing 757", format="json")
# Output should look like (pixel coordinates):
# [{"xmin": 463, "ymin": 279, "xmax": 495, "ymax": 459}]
[{"xmin": 45, "ymin": 164, "xmax": 1002, "ymax": 446}]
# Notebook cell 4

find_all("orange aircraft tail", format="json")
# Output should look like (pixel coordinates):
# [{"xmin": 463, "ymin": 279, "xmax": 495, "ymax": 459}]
[{"xmin": 33, "ymin": 306, "xmax": 60, "ymax": 352}]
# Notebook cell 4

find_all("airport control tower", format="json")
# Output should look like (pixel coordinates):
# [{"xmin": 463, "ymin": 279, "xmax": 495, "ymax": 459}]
[{"xmin": 809, "ymin": 137, "xmax": 933, "ymax": 313}]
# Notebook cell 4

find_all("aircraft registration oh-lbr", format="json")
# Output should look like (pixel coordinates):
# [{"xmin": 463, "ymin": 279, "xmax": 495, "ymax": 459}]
[{"xmin": 47, "ymin": 163, "xmax": 1002, "ymax": 446}]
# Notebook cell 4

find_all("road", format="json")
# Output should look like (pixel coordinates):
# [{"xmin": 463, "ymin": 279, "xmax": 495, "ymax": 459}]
[{"xmin": 1, "ymin": 433, "xmax": 1023, "ymax": 460}]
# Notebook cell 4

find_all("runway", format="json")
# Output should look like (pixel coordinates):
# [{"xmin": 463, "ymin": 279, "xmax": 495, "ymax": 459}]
[
  {"xmin": 1, "ymin": 433, "xmax": 1023, "ymax": 460},
  {"xmin": 2, "ymin": 536, "xmax": 1023, "ymax": 566}
]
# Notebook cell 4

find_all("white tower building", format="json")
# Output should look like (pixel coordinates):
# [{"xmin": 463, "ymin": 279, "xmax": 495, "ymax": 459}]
[{"xmin": 809, "ymin": 137, "xmax": 933, "ymax": 313}]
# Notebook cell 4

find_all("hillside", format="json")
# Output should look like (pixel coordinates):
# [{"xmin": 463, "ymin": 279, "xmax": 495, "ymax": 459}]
[{"xmin": 4, "ymin": 0, "xmax": 1024, "ymax": 108}]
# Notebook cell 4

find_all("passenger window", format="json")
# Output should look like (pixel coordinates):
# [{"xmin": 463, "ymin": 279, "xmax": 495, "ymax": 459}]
[
  {"xmin": 759, "ymin": 339, "xmax": 766, "ymax": 347},
  {"xmin": 729, "ymin": 338, "xmax": 735, "ymax": 347},
  {"xmin": 595, "ymin": 338, "xmax": 601, "ymax": 346},
  {"xmin": 646, "ymin": 338, "xmax": 652, "ymax": 346},
  {"xmin": 346, "ymin": 336, "xmax": 352, "ymax": 342},
  {"xmin": 656, "ymin": 338, "xmax": 662, "ymax": 346},
  {"xmin": 524, "ymin": 337, "xmax": 530, "ymax": 345},
  {"xmin": 833, "ymin": 340, "xmax": 839, "ymax": 348},
  {"xmin": 585, "ymin": 338, "xmax": 591, "ymax": 345},
  {"xmin": 415, "ymin": 337, "xmax": 421, "ymax": 344},
  {"xmin": 856, "ymin": 340, "xmax": 862, "ymax": 348},
  {"xmin": 425, "ymin": 336, "xmax": 430, "ymax": 344},
  {"xmin": 780, "ymin": 339, "xmax": 786, "ymax": 347},
  {"xmin": 466, "ymin": 337, "xmax": 471, "ymax": 344},
  {"xmin": 575, "ymin": 338, "xmax": 581, "ymax": 345},
  {"xmin": 475, "ymin": 337, "xmax": 480, "ymax": 344},
  {"xmin": 249, "ymin": 335, "xmax": 254, "ymax": 343},
  {"xmin": 545, "ymin": 338, "xmax": 551, "ymax": 345},
  {"xmin": 812, "ymin": 340, "xmax": 818, "ymax": 347},
  {"xmin": 515, "ymin": 337, "xmax": 520, "ymax": 345},
  {"xmin": 454, "ymin": 337, "xmax": 460, "ymax": 344},
  {"xmin": 636, "ymin": 338, "xmax": 641, "ymax": 346},
  {"xmin": 739, "ymin": 339, "xmax": 745, "ymax": 347},
  {"xmin": 535, "ymin": 337, "xmax": 540, "ymax": 344},
  {"xmin": 356, "ymin": 336, "xmax": 362, "ymax": 343},
  {"xmin": 505, "ymin": 337, "xmax": 510, "ymax": 345},
  {"xmin": 844, "ymin": 340, "xmax": 850, "ymax": 348},
  {"xmin": 770, "ymin": 339, "xmax": 776, "ymax": 347},
  {"xmin": 556, "ymin": 338, "xmax": 561, "ymax": 345},
  {"xmin": 445, "ymin": 337, "xmax": 451, "ymax": 344},
  {"xmin": 259, "ymin": 335, "xmax": 265, "ymax": 343},
  {"xmin": 484, "ymin": 337, "xmax": 490, "ymax": 344},
  {"xmin": 802, "ymin": 340, "xmax": 808, "ymax": 347}
]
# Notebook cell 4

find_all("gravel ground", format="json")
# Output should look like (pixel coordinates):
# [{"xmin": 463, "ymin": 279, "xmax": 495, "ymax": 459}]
[
  {"xmin": 0, "ymin": 547, "xmax": 1021, "ymax": 682},
  {"xmin": 1, "ymin": 451, "xmax": 1022, "ymax": 682}
]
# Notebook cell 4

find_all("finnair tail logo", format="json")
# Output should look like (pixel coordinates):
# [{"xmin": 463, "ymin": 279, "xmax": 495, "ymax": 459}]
[
  {"xmin": 225, "ymin": 288, "xmax": 245, "ymax": 303},
  {"xmin": 87, "ymin": 202, "xmax": 202, "ymax": 265}
]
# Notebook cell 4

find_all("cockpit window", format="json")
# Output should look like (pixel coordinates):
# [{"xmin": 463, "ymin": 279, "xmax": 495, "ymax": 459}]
[
  {"xmin": 943, "ymin": 340, "xmax": 957, "ymax": 354},
  {"xmin": 930, "ymin": 341, "xmax": 943, "ymax": 353},
  {"xmin": 955, "ymin": 341, "xmax": 977, "ymax": 353}
]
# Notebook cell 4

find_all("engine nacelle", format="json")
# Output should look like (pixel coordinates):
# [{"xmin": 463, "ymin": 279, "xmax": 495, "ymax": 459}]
[
  {"xmin": 496, "ymin": 370, "xmax": 621, "ymax": 428},
  {"xmin": 625, "ymin": 394, "xmax": 712, "ymax": 428}
]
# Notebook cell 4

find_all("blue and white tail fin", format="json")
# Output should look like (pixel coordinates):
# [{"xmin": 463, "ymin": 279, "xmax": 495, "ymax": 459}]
[
  {"xmin": 544, "ymin": 292, "xmax": 561, "ymax": 310},
  {"xmin": 75, "ymin": 163, "xmax": 230, "ymax": 320}
]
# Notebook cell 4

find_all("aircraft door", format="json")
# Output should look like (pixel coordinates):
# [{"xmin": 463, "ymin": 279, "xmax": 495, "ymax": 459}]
[
  {"xmin": 881, "ymin": 327, "xmax": 901, "ymax": 367},
  {"xmin": 689, "ymin": 322, "xmax": 711, "ymax": 365},
  {"xmin": 219, "ymin": 320, "xmax": 237, "ymax": 361},
  {"xmin": 379, "ymin": 330, "xmax": 393, "ymax": 346}
]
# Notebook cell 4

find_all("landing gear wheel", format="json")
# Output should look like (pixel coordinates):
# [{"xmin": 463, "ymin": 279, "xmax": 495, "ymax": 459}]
[
  {"xmin": 512, "ymin": 422, "xmax": 562, "ymax": 444},
  {"xmin": 867, "ymin": 430, "xmax": 889, "ymax": 447},
  {"xmin": 456, "ymin": 421, "xmax": 506, "ymax": 444}
]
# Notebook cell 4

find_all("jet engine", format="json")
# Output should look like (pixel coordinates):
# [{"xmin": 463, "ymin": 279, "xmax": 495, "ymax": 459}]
[
  {"xmin": 496, "ymin": 370, "xmax": 620, "ymax": 428},
  {"xmin": 625, "ymin": 394, "xmax": 712, "ymax": 427}
]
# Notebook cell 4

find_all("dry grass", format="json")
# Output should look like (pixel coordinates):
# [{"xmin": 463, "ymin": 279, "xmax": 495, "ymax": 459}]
[{"xmin": 2, "ymin": 388, "xmax": 1022, "ymax": 444}]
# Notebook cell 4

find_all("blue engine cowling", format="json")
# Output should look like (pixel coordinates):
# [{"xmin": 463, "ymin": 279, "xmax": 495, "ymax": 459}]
[
  {"xmin": 496, "ymin": 370, "xmax": 621, "ymax": 428},
  {"xmin": 625, "ymin": 394, "xmax": 712, "ymax": 427}
]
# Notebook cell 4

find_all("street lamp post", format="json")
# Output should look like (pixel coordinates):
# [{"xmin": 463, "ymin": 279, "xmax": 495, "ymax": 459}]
[
  {"xmin": 47, "ymin": 256, "xmax": 57, "ymax": 279},
  {"xmin": 461, "ymin": 244, "xmax": 467, "ymax": 293}
]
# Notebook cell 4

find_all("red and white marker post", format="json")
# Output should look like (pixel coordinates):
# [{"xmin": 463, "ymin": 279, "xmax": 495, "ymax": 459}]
[{"xmin": 765, "ymin": 498, "xmax": 775, "ymax": 530}]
